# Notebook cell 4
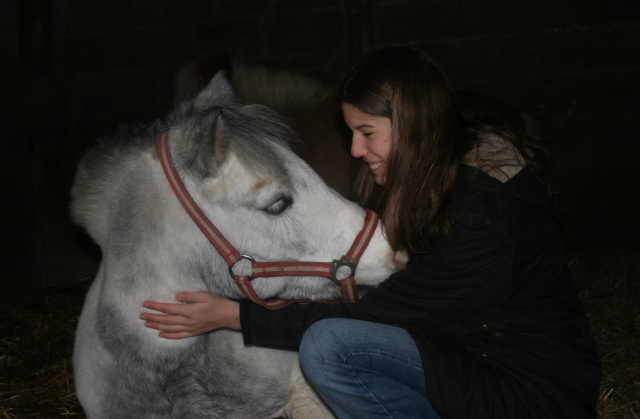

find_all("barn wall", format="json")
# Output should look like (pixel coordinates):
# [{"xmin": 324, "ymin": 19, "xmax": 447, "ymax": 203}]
[
  {"xmin": 375, "ymin": 0, "xmax": 640, "ymax": 249},
  {"xmin": 0, "ymin": 0, "xmax": 638, "ymax": 290}
]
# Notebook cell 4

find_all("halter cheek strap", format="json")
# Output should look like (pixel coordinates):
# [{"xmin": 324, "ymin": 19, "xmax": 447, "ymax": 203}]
[{"xmin": 157, "ymin": 132, "xmax": 379, "ymax": 309}]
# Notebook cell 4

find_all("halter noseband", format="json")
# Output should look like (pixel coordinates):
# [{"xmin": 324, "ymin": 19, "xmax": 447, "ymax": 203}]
[{"xmin": 157, "ymin": 132, "xmax": 379, "ymax": 310}]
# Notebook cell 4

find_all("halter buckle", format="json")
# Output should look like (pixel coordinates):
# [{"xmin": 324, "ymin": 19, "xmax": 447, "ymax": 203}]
[
  {"xmin": 330, "ymin": 258, "xmax": 356, "ymax": 284},
  {"xmin": 229, "ymin": 255, "xmax": 256, "ymax": 280}
]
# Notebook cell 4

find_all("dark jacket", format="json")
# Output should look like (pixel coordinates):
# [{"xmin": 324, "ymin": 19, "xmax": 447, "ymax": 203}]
[{"xmin": 240, "ymin": 165, "xmax": 601, "ymax": 418}]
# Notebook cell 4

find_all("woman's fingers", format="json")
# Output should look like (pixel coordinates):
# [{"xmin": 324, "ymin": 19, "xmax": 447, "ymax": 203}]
[
  {"xmin": 141, "ymin": 315, "xmax": 196, "ymax": 339},
  {"xmin": 140, "ymin": 311, "xmax": 183, "ymax": 325},
  {"xmin": 143, "ymin": 292, "xmax": 216, "ymax": 315},
  {"xmin": 144, "ymin": 320, "xmax": 188, "ymax": 332},
  {"xmin": 142, "ymin": 300, "xmax": 186, "ymax": 315},
  {"xmin": 157, "ymin": 331, "xmax": 193, "ymax": 340}
]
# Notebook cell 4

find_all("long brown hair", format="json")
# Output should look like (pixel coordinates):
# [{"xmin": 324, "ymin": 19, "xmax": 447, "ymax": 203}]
[
  {"xmin": 341, "ymin": 46, "xmax": 470, "ymax": 254},
  {"xmin": 341, "ymin": 46, "xmax": 551, "ymax": 255}
]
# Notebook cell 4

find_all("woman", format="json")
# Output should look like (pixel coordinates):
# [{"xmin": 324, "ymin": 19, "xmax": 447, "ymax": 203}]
[{"xmin": 141, "ymin": 46, "xmax": 601, "ymax": 418}]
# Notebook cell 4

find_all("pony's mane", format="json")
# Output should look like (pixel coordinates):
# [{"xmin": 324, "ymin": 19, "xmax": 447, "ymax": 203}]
[
  {"xmin": 220, "ymin": 103, "xmax": 298, "ymax": 180},
  {"xmin": 232, "ymin": 63, "xmax": 333, "ymax": 112},
  {"xmin": 80, "ymin": 120, "xmax": 162, "ymax": 176},
  {"xmin": 168, "ymin": 100, "xmax": 300, "ymax": 181},
  {"xmin": 174, "ymin": 56, "xmax": 334, "ymax": 113}
]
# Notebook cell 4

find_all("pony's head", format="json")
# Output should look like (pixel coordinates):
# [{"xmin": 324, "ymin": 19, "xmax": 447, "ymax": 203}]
[{"xmin": 162, "ymin": 73, "xmax": 400, "ymax": 301}]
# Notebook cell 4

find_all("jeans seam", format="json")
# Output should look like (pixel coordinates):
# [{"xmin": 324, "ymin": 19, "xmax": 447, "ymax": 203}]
[{"xmin": 346, "ymin": 360, "xmax": 395, "ymax": 418}]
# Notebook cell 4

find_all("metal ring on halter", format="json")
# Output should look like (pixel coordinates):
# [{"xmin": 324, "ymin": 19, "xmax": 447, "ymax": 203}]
[
  {"xmin": 330, "ymin": 258, "xmax": 356, "ymax": 284},
  {"xmin": 229, "ymin": 255, "xmax": 256, "ymax": 280}
]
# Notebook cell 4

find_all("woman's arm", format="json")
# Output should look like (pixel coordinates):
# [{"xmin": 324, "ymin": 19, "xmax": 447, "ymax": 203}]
[{"xmin": 141, "ymin": 222, "xmax": 513, "ymax": 343}]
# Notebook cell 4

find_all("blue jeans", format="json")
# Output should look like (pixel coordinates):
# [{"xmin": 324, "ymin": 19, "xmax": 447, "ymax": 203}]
[{"xmin": 299, "ymin": 318, "xmax": 441, "ymax": 419}]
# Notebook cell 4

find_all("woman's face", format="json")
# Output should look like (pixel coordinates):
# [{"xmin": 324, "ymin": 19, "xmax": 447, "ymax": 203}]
[{"xmin": 342, "ymin": 103, "xmax": 393, "ymax": 185}]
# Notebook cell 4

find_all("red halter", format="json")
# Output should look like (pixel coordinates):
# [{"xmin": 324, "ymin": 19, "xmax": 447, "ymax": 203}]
[{"xmin": 157, "ymin": 132, "xmax": 380, "ymax": 310}]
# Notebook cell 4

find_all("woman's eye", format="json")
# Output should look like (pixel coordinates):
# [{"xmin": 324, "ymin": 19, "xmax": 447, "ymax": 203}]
[
  {"xmin": 263, "ymin": 196, "xmax": 293, "ymax": 216},
  {"xmin": 363, "ymin": 132, "xmax": 373, "ymax": 138}
]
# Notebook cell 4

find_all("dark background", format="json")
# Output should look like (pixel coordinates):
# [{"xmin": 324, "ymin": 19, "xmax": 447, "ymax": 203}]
[{"xmin": 1, "ymin": 0, "xmax": 638, "ymax": 291}]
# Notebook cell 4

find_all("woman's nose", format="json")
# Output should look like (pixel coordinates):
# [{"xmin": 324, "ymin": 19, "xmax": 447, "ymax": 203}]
[{"xmin": 351, "ymin": 135, "xmax": 366, "ymax": 158}]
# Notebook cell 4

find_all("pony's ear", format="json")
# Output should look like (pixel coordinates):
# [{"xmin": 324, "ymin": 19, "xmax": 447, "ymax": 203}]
[
  {"xmin": 173, "ymin": 108, "xmax": 229, "ymax": 179},
  {"xmin": 193, "ymin": 71, "xmax": 236, "ymax": 110}
]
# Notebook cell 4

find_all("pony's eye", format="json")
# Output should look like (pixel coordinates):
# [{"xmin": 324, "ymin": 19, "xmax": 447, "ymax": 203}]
[{"xmin": 263, "ymin": 196, "xmax": 292, "ymax": 216}]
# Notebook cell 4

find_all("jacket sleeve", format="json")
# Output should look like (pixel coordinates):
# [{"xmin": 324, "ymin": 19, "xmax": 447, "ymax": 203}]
[
  {"xmin": 241, "ymin": 221, "xmax": 514, "ymax": 347},
  {"xmin": 350, "ymin": 221, "xmax": 515, "ymax": 330}
]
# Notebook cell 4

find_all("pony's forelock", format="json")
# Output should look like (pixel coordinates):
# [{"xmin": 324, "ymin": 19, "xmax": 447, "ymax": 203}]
[{"xmin": 168, "ymin": 98, "xmax": 299, "ymax": 183}]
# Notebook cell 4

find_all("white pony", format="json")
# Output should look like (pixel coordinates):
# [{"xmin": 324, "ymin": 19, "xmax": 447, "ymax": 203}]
[{"xmin": 71, "ymin": 73, "xmax": 400, "ymax": 418}]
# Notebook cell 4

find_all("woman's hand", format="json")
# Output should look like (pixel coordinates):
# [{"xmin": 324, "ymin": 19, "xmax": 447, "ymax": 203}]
[{"xmin": 140, "ymin": 291, "xmax": 240, "ymax": 339}]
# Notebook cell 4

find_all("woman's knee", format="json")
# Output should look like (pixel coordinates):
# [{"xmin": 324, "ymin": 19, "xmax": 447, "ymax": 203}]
[
  {"xmin": 299, "ymin": 319, "xmax": 339, "ymax": 356},
  {"xmin": 299, "ymin": 319, "xmax": 348, "ymax": 373}
]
